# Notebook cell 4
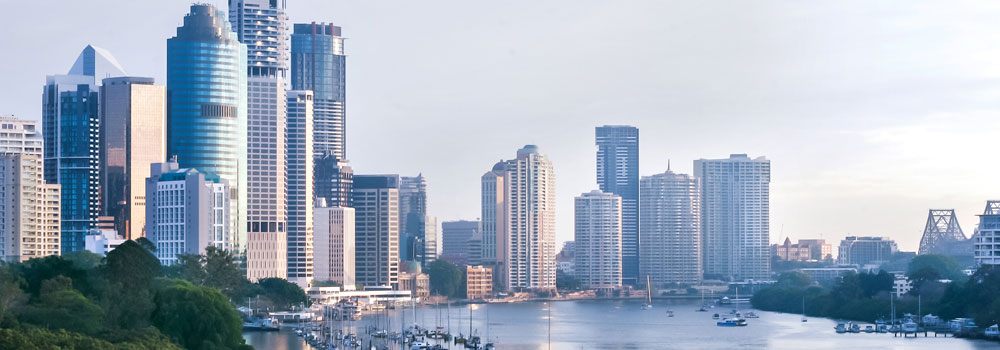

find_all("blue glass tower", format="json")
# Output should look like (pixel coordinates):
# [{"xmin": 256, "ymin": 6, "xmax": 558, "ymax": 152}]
[
  {"xmin": 596, "ymin": 125, "xmax": 639, "ymax": 286},
  {"xmin": 291, "ymin": 22, "xmax": 347, "ymax": 162},
  {"xmin": 43, "ymin": 45, "xmax": 127, "ymax": 254},
  {"xmin": 167, "ymin": 4, "xmax": 248, "ymax": 251}
]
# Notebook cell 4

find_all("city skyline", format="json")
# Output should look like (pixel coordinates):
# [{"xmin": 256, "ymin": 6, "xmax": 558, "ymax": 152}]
[{"xmin": 8, "ymin": 1, "xmax": 1000, "ymax": 251}]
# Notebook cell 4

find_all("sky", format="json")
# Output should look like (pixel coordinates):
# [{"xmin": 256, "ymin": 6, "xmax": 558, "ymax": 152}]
[{"xmin": 5, "ymin": 0, "xmax": 1000, "ymax": 252}]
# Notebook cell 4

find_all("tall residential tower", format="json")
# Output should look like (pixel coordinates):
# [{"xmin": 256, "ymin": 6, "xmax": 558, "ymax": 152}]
[
  {"xmin": 574, "ymin": 190, "xmax": 623, "ymax": 292},
  {"xmin": 504, "ymin": 145, "xmax": 556, "ymax": 291},
  {"xmin": 639, "ymin": 170, "xmax": 702, "ymax": 286}
]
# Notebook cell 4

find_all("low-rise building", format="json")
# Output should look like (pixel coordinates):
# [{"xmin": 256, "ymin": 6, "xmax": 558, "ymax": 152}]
[
  {"xmin": 145, "ymin": 160, "xmax": 230, "ymax": 266},
  {"xmin": 84, "ymin": 227, "xmax": 125, "ymax": 256},
  {"xmin": 466, "ymin": 265, "xmax": 493, "ymax": 300},
  {"xmin": 773, "ymin": 238, "xmax": 812, "ymax": 261},
  {"xmin": 838, "ymin": 236, "xmax": 897, "ymax": 266},
  {"xmin": 798, "ymin": 267, "xmax": 857, "ymax": 285},
  {"xmin": 398, "ymin": 261, "xmax": 430, "ymax": 299}
]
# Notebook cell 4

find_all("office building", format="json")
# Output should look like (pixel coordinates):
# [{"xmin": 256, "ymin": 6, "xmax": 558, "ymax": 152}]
[
  {"xmin": 353, "ymin": 175, "xmax": 400, "ymax": 288},
  {"xmin": 316, "ymin": 154, "xmax": 353, "ymax": 208},
  {"xmin": 291, "ymin": 22, "xmax": 347, "ymax": 161},
  {"xmin": 695, "ymin": 154, "xmax": 771, "ymax": 281},
  {"xmin": 639, "ymin": 170, "xmax": 702, "ymax": 286},
  {"xmin": 44, "ymin": 45, "xmax": 124, "ymax": 253},
  {"xmin": 84, "ymin": 227, "xmax": 125, "ymax": 257},
  {"xmin": 837, "ymin": 236, "xmax": 898, "ymax": 267},
  {"xmin": 595, "ymin": 125, "xmax": 639, "ymax": 286},
  {"xmin": 466, "ymin": 265, "xmax": 493, "ymax": 300},
  {"xmin": 0, "ymin": 117, "xmax": 60, "ymax": 261},
  {"xmin": 99, "ymin": 76, "xmax": 165, "ymax": 239},
  {"xmin": 314, "ymin": 202, "xmax": 355, "ymax": 287},
  {"xmin": 286, "ymin": 90, "xmax": 314, "ymax": 286},
  {"xmin": 230, "ymin": 0, "xmax": 290, "ymax": 281},
  {"xmin": 400, "ymin": 175, "xmax": 431, "ymax": 265},
  {"xmin": 145, "ymin": 160, "xmax": 231, "ymax": 266},
  {"xmin": 167, "ymin": 4, "xmax": 247, "ymax": 252},
  {"xmin": 504, "ymin": 145, "xmax": 557, "ymax": 291},
  {"xmin": 574, "ymin": 190, "xmax": 623, "ymax": 291},
  {"xmin": 441, "ymin": 220, "xmax": 480, "ymax": 265}
]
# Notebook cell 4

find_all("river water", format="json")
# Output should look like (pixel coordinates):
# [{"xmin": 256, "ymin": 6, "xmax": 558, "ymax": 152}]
[{"xmin": 244, "ymin": 299, "xmax": 997, "ymax": 350}]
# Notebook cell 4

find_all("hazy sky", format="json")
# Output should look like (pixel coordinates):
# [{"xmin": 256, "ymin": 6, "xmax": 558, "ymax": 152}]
[{"xmin": 5, "ymin": 1, "xmax": 1000, "ymax": 251}]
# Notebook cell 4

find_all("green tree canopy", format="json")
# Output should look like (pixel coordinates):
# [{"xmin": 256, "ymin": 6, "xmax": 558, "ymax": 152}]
[
  {"xmin": 151, "ymin": 279, "xmax": 250, "ymax": 350},
  {"xmin": 907, "ymin": 254, "xmax": 964, "ymax": 282},
  {"xmin": 775, "ymin": 271, "xmax": 813, "ymax": 288},
  {"xmin": 104, "ymin": 240, "xmax": 161, "ymax": 290},
  {"xmin": 426, "ymin": 260, "xmax": 465, "ymax": 298},
  {"xmin": 19, "ymin": 276, "xmax": 105, "ymax": 335},
  {"xmin": 257, "ymin": 278, "xmax": 309, "ymax": 310}
]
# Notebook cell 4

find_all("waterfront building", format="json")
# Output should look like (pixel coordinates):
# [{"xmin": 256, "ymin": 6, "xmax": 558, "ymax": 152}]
[
  {"xmin": 595, "ymin": 125, "xmax": 639, "ymax": 286},
  {"xmin": 99, "ymin": 76, "xmax": 165, "ymax": 239},
  {"xmin": 314, "ymin": 202, "xmax": 355, "ymax": 288},
  {"xmin": 695, "ymin": 154, "xmax": 771, "ymax": 281},
  {"xmin": 466, "ymin": 265, "xmax": 494, "ymax": 300},
  {"xmin": 400, "ymin": 175, "xmax": 431, "ymax": 265},
  {"xmin": 286, "ymin": 90, "xmax": 314, "ymax": 286},
  {"xmin": 398, "ymin": 261, "xmax": 430, "ymax": 299},
  {"xmin": 145, "ymin": 160, "xmax": 230, "ymax": 266},
  {"xmin": 291, "ymin": 22, "xmax": 347, "ymax": 162},
  {"xmin": 837, "ymin": 236, "xmax": 898, "ymax": 266},
  {"xmin": 639, "ymin": 170, "xmax": 702, "ymax": 286},
  {"xmin": 504, "ymin": 145, "xmax": 557, "ymax": 291},
  {"xmin": 352, "ymin": 175, "xmax": 400, "ymax": 288},
  {"xmin": 167, "ymin": 4, "xmax": 247, "ymax": 253},
  {"xmin": 974, "ymin": 200, "xmax": 1000, "ymax": 266},
  {"xmin": 44, "ymin": 46, "xmax": 124, "ymax": 253},
  {"xmin": 441, "ymin": 220, "xmax": 480, "ymax": 265},
  {"xmin": 0, "ymin": 117, "xmax": 60, "ymax": 261},
  {"xmin": 574, "ymin": 190, "xmax": 623, "ymax": 292}
]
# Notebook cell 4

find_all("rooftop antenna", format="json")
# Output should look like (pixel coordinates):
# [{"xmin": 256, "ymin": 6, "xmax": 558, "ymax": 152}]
[{"xmin": 667, "ymin": 159, "xmax": 671, "ymax": 172}]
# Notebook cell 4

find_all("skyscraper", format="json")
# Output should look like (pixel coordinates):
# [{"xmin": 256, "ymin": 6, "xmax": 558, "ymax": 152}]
[
  {"xmin": 291, "ymin": 22, "xmax": 346, "ymax": 162},
  {"xmin": 167, "ymin": 4, "xmax": 248, "ymax": 253},
  {"xmin": 504, "ymin": 145, "xmax": 557, "ymax": 291},
  {"xmin": 574, "ymin": 190, "xmax": 623, "ymax": 292},
  {"xmin": 352, "ymin": 175, "xmax": 400, "ymax": 288},
  {"xmin": 145, "ymin": 160, "xmax": 231, "ymax": 266},
  {"xmin": 229, "ymin": 0, "xmax": 290, "ymax": 281},
  {"xmin": 0, "ymin": 117, "xmax": 60, "ymax": 262},
  {"xmin": 837, "ymin": 236, "xmax": 898, "ymax": 266},
  {"xmin": 595, "ymin": 125, "xmax": 639, "ymax": 286},
  {"xmin": 481, "ymin": 161, "xmax": 507, "ymax": 266},
  {"xmin": 400, "ymin": 175, "xmax": 431, "ymax": 265},
  {"xmin": 286, "ymin": 90, "xmax": 314, "ymax": 286},
  {"xmin": 441, "ymin": 220, "xmax": 481, "ymax": 265},
  {"xmin": 43, "ymin": 45, "xmax": 124, "ymax": 253},
  {"xmin": 99, "ymin": 77, "xmax": 165, "ymax": 240},
  {"xmin": 975, "ymin": 201, "xmax": 1000, "ymax": 266},
  {"xmin": 639, "ymin": 170, "xmax": 702, "ymax": 286},
  {"xmin": 315, "ymin": 154, "xmax": 353, "ymax": 207},
  {"xmin": 694, "ymin": 154, "xmax": 771, "ymax": 281}
]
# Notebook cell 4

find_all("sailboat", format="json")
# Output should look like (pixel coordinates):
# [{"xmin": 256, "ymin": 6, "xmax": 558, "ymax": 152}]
[
  {"xmin": 642, "ymin": 275, "xmax": 654, "ymax": 310},
  {"xmin": 697, "ymin": 289, "xmax": 709, "ymax": 312},
  {"xmin": 801, "ymin": 296, "xmax": 807, "ymax": 322}
]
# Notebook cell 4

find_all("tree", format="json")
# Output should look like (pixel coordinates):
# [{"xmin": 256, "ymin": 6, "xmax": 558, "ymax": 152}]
[
  {"xmin": 16, "ymin": 255, "xmax": 93, "ymax": 297},
  {"xmin": 426, "ymin": 260, "xmax": 465, "ymax": 298},
  {"xmin": 858, "ymin": 270, "xmax": 893, "ymax": 298},
  {"xmin": 19, "ymin": 276, "xmax": 105, "ymax": 335},
  {"xmin": 0, "ymin": 265, "xmax": 26, "ymax": 323},
  {"xmin": 104, "ymin": 240, "xmax": 161, "ymax": 290},
  {"xmin": 257, "ymin": 278, "xmax": 309, "ymax": 310},
  {"xmin": 203, "ymin": 247, "xmax": 251, "ymax": 300},
  {"xmin": 556, "ymin": 269, "xmax": 581, "ymax": 291},
  {"xmin": 62, "ymin": 251, "xmax": 104, "ymax": 270},
  {"xmin": 775, "ymin": 271, "xmax": 813, "ymax": 288},
  {"xmin": 135, "ymin": 237, "xmax": 157, "ymax": 253},
  {"xmin": 907, "ymin": 254, "xmax": 963, "ymax": 282},
  {"xmin": 151, "ymin": 279, "xmax": 251, "ymax": 350}
]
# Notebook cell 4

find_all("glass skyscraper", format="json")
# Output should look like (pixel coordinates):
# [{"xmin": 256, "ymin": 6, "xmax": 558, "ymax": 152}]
[
  {"xmin": 595, "ymin": 125, "xmax": 639, "ymax": 286},
  {"xmin": 167, "ymin": 4, "xmax": 248, "ymax": 252},
  {"xmin": 291, "ymin": 22, "xmax": 347, "ymax": 162},
  {"xmin": 43, "ymin": 45, "xmax": 125, "ymax": 253}
]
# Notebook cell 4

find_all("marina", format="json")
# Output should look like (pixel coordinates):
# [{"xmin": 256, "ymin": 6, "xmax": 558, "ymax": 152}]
[{"xmin": 243, "ymin": 299, "xmax": 998, "ymax": 349}]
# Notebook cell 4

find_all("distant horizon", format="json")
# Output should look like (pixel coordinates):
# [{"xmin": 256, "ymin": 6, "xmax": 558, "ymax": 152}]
[{"xmin": 5, "ymin": 1, "xmax": 1000, "ymax": 252}]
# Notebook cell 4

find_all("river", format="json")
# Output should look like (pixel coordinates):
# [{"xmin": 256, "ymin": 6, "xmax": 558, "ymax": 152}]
[{"xmin": 243, "ymin": 299, "xmax": 997, "ymax": 349}]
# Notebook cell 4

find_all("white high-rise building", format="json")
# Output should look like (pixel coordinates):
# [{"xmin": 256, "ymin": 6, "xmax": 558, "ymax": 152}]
[
  {"xmin": 504, "ymin": 145, "xmax": 557, "ymax": 291},
  {"xmin": 230, "ymin": 0, "xmax": 290, "ymax": 281},
  {"xmin": 0, "ymin": 117, "xmax": 60, "ymax": 262},
  {"xmin": 481, "ymin": 161, "xmax": 507, "ymax": 269},
  {"xmin": 574, "ymin": 190, "xmax": 622, "ymax": 291},
  {"xmin": 639, "ymin": 170, "xmax": 702, "ymax": 286},
  {"xmin": 975, "ymin": 200, "xmax": 1000, "ymax": 266},
  {"xmin": 314, "ymin": 202, "xmax": 355, "ymax": 287},
  {"xmin": 286, "ymin": 90, "xmax": 314, "ymax": 287},
  {"xmin": 145, "ymin": 161, "xmax": 230, "ymax": 266},
  {"xmin": 694, "ymin": 154, "xmax": 771, "ymax": 281}
]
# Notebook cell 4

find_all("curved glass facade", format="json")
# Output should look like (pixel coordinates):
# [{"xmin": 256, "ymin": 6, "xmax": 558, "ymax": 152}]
[{"xmin": 167, "ymin": 4, "xmax": 247, "ymax": 251}]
